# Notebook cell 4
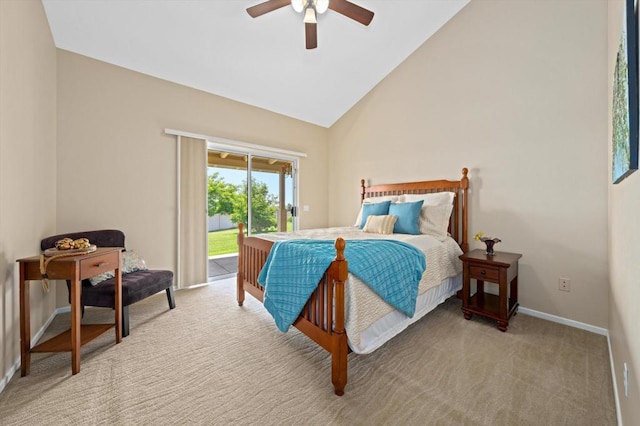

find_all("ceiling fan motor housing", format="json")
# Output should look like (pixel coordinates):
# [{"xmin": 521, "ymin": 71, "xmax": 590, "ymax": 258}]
[{"xmin": 247, "ymin": 0, "xmax": 374, "ymax": 49}]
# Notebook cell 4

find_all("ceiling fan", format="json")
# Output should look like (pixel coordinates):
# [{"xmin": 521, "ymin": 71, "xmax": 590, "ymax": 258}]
[{"xmin": 246, "ymin": 0, "xmax": 374, "ymax": 50}]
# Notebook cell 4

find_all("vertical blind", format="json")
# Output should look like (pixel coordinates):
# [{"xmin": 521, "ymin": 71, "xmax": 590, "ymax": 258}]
[{"xmin": 178, "ymin": 136, "xmax": 207, "ymax": 288}]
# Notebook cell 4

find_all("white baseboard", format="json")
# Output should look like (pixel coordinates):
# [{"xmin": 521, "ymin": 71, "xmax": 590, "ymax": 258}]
[
  {"xmin": 0, "ymin": 308, "xmax": 60, "ymax": 395},
  {"xmin": 0, "ymin": 359, "xmax": 20, "ymax": 396},
  {"xmin": 518, "ymin": 306, "xmax": 608, "ymax": 335},
  {"xmin": 607, "ymin": 334, "xmax": 624, "ymax": 426}
]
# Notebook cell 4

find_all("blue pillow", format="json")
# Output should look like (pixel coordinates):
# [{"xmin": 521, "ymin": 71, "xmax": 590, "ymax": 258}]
[
  {"xmin": 389, "ymin": 201, "xmax": 424, "ymax": 235},
  {"xmin": 359, "ymin": 201, "xmax": 392, "ymax": 228}
]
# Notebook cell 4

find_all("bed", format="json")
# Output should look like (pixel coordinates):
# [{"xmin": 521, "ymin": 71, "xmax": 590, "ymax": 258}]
[{"xmin": 236, "ymin": 168, "xmax": 469, "ymax": 395}]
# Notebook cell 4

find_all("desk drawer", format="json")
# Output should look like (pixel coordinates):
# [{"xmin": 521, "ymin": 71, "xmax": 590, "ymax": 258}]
[
  {"xmin": 469, "ymin": 265, "xmax": 499, "ymax": 282},
  {"xmin": 80, "ymin": 252, "xmax": 120, "ymax": 278}
]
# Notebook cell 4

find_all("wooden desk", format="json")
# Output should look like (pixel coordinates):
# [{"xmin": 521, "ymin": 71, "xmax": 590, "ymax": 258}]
[{"xmin": 17, "ymin": 247, "xmax": 123, "ymax": 376}]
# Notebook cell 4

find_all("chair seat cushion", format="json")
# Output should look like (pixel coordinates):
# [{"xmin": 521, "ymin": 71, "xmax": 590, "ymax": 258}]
[{"xmin": 82, "ymin": 269, "xmax": 174, "ymax": 307}]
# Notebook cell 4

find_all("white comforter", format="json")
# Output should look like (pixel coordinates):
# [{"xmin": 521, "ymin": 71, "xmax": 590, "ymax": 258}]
[{"xmin": 257, "ymin": 226, "xmax": 463, "ymax": 352}]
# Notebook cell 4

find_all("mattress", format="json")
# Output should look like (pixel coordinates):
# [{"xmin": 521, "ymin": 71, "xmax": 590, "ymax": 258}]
[{"xmin": 257, "ymin": 226, "xmax": 463, "ymax": 354}]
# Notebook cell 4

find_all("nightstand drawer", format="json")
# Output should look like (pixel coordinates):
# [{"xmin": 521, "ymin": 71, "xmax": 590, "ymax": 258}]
[{"xmin": 469, "ymin": 265, "xmax": 500, "ymax": 281}]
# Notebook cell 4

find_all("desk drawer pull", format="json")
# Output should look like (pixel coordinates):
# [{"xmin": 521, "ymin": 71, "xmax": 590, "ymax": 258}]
[
  {"xmin": 480, "ymin": 270, "xmax": 486, "ymax": 275},
  {"xmin": 95, "ymin": 262, "xmax": 108, "ymax": 268}
]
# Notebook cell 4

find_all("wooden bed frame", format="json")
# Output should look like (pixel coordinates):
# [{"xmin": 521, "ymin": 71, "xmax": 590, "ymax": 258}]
[{"xmin": 236, "ymin": 168, "xmax": 469, "ymax": 396}]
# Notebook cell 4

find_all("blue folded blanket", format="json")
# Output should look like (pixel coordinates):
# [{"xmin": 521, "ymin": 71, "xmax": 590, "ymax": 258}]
[{"xmin": 258, "ymin": 239, "xmax": 426, "ymax": 332}]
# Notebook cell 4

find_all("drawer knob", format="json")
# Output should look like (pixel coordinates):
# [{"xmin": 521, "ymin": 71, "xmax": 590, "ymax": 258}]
[
  {"xmin": 480, "ymin": 270, "xmax": 486, "ymax": 275},
  {"xmin": 95, "ymin": 262, "xmax": 107, "ymax": 268}
]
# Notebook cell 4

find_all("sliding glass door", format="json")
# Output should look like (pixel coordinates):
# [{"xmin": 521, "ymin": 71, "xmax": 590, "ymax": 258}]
[
  {"xmin": 250, "ymin": 155, "xmax": 295, "ymax": 234},
  {"xmin": 206, "ymin": 146, "xmax": 296, "ymax": 280}
]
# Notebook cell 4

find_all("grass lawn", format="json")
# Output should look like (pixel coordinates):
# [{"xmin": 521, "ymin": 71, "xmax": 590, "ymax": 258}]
[
  {"xmin": 208, "ymin": 228, "xmax": 239, "ymax": 257},
  {"xmin": 208, "ymin": 221, "xmax": 293, "ymax": 257}
]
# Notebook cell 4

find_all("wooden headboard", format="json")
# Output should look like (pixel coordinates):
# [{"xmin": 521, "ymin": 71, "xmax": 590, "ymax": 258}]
[{"xmin": 360, "ymin": 168, "xmax": 469, "ymax": 252}]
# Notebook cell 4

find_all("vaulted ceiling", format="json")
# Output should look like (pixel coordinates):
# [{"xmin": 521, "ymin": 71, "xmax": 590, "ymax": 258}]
[{"xmin": 42, "ymin": 0, "xmax": 470, "ymax": 128}]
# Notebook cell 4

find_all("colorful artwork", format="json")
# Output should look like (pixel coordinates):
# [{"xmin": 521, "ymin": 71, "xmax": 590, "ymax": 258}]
[{"xmin": 612, "ymin": 0, "xmax": 639, "ymax": 184}]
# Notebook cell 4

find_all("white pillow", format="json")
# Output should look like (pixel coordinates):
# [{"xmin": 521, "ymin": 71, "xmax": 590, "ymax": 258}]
[
  {"xmin": 354, "ymin": 195, "xmax": 406, "ymax": 226},
  {"xmin": 419, "ymin": 204, "xmax": 454, "ymax": 241},
  {"xmin": 362, "ymin": 215, "xmax": 398, "ymax": 234},
  {"xmin": 404, "ymin": 191, "xmax": 455, "ymax": 206}
]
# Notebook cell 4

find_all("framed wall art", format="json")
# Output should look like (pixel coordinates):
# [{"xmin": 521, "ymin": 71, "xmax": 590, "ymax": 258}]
[{"xmin": 613, "ymin": 0, "xmax": 639, "ymax": 184}]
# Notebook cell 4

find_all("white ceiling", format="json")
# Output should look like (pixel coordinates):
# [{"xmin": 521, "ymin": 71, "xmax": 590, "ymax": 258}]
[{"xmin": 42, "ymin": 0, "xmax": 470, "ymax": 128}]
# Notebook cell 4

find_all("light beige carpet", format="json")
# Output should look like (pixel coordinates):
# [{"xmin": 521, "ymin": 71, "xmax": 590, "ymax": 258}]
[{"xmin": 0, "ymin": 278, "xmax": 616, "ymax": 425}]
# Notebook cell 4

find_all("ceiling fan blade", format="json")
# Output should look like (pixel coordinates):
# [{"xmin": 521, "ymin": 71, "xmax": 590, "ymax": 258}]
[
  {"xmin": 246, "ymin": 0, "xmax": 291, "ymax": 18},
  {"xmin": 305, "ymin": 22, "xmax": 318, "ymax": 49},
  {"xmin": 328, "ymin": 0, "xmax": 374, "ymax": 26}
]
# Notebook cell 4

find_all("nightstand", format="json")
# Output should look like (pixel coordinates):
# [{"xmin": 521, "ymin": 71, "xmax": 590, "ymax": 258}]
[{"xmin": 459, "ymin": 249, "xmax": 522, "ymax": 332}]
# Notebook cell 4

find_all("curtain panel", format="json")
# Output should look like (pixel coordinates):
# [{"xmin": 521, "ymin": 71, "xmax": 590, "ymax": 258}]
[{"xmin": 178, "ymin": 136, "xmax": 208, "ymax": 287}]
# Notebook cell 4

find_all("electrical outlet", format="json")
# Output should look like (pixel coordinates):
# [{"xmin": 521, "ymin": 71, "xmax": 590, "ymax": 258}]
[
  {"xmin": 624, "ymin": 362, "xmax": 629, "ymax": 397},
  {"xmin": 558, "ymin": 278, "xmax": 571, "ymax": 292}
]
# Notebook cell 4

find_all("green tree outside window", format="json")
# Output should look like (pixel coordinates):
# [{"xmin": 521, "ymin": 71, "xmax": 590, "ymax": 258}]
[
  {"xmin": 207, "ymin": 172, "xmax": 240, "ymax": 217},
  {"xmin": 230, "ymin": 178, "xmax": 278, "ymax": 233}
]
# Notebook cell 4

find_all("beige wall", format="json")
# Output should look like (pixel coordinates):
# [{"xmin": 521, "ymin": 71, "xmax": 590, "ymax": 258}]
[
  {"xmin": 608, "ymin": 1, "xmax": 640, "ymax": 424},
  {"xmin": 0, "ymin": 0, "xmax": 57, "ymax": 386},
  {"xmin": 3, "ymin": 2, "xmax": 634, "ymax": 423},
  {"xmin": 56, "ymin": 50, "xmax": 329, "ymax": 297},
  {"xmin": 329, "ymin": 0, "xmax": 609, "ymax": 328}
]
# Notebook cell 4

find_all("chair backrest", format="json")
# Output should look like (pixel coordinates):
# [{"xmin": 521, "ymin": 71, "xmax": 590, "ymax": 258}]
[{"xmin": 41, "ymin": 229, "xmax": 125, "ymax": 251}]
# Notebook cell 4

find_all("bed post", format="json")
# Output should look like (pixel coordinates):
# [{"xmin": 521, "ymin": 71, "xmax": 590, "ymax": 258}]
[
  {"xmin": 331, "ymin": 238, "xmax": 348, "ymax": 396},
  {"xmin": 237, "ymin": 223, "xmax": 245, "ymax": 306},
  {"xmin": 360, "ymin": 179, "xmax": 366, "ymax": 203},
  {"xmin": 460, "ymin": 168, "xmax": 469, "ymax": 252}
]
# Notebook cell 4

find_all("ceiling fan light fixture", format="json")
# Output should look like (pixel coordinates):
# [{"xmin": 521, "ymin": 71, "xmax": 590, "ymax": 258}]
[
  {"xmin": 291, "ymin": 0, "xmax": 304, "ymax": 13},
  {"xmin": 315, "ymin": 0, "xmax": 329, "ymax": 14},
  {"xmin": 248, "ymin": 0, "xmax": 375, "ymax": 48},
  {"xmin": 303, "ymin": 7, "xmax": 317, "ymax": 24}
]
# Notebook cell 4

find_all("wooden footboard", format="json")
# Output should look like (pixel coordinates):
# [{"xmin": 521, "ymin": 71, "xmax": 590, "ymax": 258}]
[
  {"xmin": 237, "ymin": 223, "xmax": 349, "ymax": 395},
  {"xmin": 236, "ymin": 169, "xmax": 469, "ymax": 396}
]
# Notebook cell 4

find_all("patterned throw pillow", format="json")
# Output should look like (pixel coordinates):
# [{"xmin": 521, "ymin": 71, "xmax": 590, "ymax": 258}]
[
  {"xmin": 88, "ymin": 250, "xmax": 148, "ymax": 286},
  {"xmin": 362, "ymin": 215, "xmax": 398, "ymax": 234},
  {"xmin": 88, "ymin": 270, "xmax": 115, "ymax": 286},
  {"xmin": 121, "ymin": 250, "xmax": 147, "ymax": 274}
]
